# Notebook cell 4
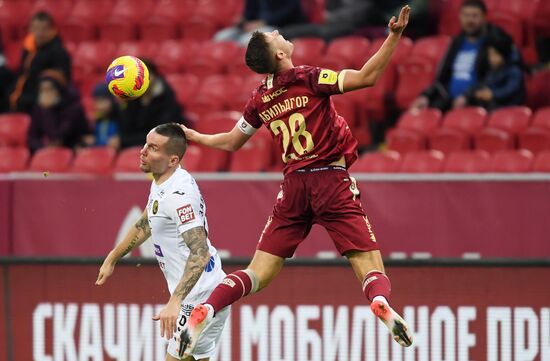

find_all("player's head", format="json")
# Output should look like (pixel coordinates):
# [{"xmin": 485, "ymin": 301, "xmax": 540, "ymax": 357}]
[
  {"xmin": 140, "ymin": 123, "xmax": 187, "ymax": 174},
  {"xmin": 460, "ymin": 0, "xmax": 487, "ymax": 37},
  {"xmin": 245, "ymin": 30, "xmax": 294, "ymax": 74}
]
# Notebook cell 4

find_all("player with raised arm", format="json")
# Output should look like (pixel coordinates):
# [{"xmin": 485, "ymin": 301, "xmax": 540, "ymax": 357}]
[
  {"xmin": 96, "ymin": 123, "xmax": 230, "ymax": 361},
  {"xmin": 180, "ymin": 5, "xmax": 413, "ymax": 355}
]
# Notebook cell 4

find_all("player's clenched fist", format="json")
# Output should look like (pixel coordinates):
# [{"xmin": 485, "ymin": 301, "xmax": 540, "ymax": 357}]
[
  {"xmin": 389, "ymin": 5, "xmax": 410, "ymax": 35},
  {"xmin": 95, "ymin": 259, "xmax": 115, "ymax": 285}
]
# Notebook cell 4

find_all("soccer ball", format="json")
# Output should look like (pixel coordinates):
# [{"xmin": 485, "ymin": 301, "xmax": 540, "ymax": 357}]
[{"xmin": 105, "ymin": 56, "xmax": 150, "ymax": 100}]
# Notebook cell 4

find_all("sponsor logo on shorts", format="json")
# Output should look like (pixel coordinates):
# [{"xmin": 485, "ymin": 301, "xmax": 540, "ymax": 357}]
[
  {"xmin": 176, "ymin": 204, "xmax": 195, "ymax": 224},
  {"xmin": 364, "ymin": 216, "xmax": 377, "ymax": 242}
]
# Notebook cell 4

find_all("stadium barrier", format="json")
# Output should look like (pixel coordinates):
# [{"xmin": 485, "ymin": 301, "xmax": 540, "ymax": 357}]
[
  {"xmin": 1, "ymin": 174, "xmax": 550, "ymax": 258},
  {"xmin": 1, "ymin": 258, "xmax": 550, "ymax": 361}
]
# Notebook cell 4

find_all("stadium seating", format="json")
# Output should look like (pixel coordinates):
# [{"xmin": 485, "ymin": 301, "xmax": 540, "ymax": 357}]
[
  {"xmin": 410, "ymin": 35, "xmax": 451, "ymax": 64},
  {"xmin": 534, "ymin": 0, "xmax": 550, "ymax": 37},
  {"xmin": 59, "ymin": 0, "xmax": 110, "ymax": 42},
  {"xmin": 0, "ymin": 113, "xmax": 31, "ymax": 147},
  {"xmin": 400, "ymin": 150, "xmax": 445, "ymax": 173},
  {"xmin": 519, "ymin": 127, "xmax": 550, "ymax": 154},
  {"xmin": 157, "ymin": 40, "xmax": 201, "ymax": 74},
  {"xmin": 181, "ymin": 145, "xmax": 202, "ymax": 172},
  {"xmin": 429, "ymin": 107, "xmax": 487, "ymax": 154},
  {"xmin": 116, "ymin": 41, "xmax": 160, "ymax": 60},
  {"xmin": 387, "ymin": 128, "xmax": 427, "ymax": 153},
  {"xmin": 396, "ymin": 108, "xmax": 442, "ymax": 134},
  {"xmin": 474, "ymin": 127, "xmax": 515, "ymax": 153},
  {"xmin": 30, "ymin": 0, "xmax": 72, "ymax": 26},
  {"xmin": 72, "ymin": 147, "xmax": 116, "ymax": 174},
  {"xmin": 185, "ymin": 74, "xmax": 244, "ymax": 117},
  {"xmin": 444, "ymin": 150, "xmax": 491, "ymax": 173},
  {"xmin": 72, "ymin": 41, "xmax": 117, "ymax": 78},
  {"xmin": 395, "ymin": 57, "xmax": 437, "ymax": 109},
  {"xmin": 526, "ymin": 70, "xmax": 550, "ymax": 110},
  {"xmin": 301, "ymin": 0, "xmax": 325, "ymax": 24},
  {"xmin": 186, "ymin": 41, "xmax": 241, "ymax": 76},
  {"xmin": 29, "ymin": 147, "xmax": 73, "ymax": 173},
  {"xmin": 114, "ymin": 146, "xmax": 142, "ymax": 173},
  {"xmin": 533, "ymin": 151, "xmax": 550, "ymax": 172},
  {"xmin": 165, "ymin": 73, "xmax": 200, "ymax": 108},
  {"xmin": 291, "ymin": 37, "xmax": 326, "ymax": 66},
  {"xmin": 323, "ymin": 36, "xmax": 371, "ymax": 69},
  {"xmin": 490, "ymin": 149, "xmax": 534, "ymax": 172},
  {"xmin": 532, "ymin": 107, "xmax": 550, "ymax": 129},
  {"xmin": 229, "ymin": 129, "xmax": 272, "ymax": 172},
  {"xmin": 487, "ymin": 106, "xmax": 532, "ymax": 134},
  {"xmin": 429, "ymin": 127, "xmax": 470, "ymax": 154},
  {"xmin": 0, "ymin": 1, "xmax": 31, "ymax": 44},
  {"xmin": 0, "ymin": 147, "xmax": 30, "ymax": 173},
  {"xmin": 351, "ymin": 151, "xmax": 402, "ymax": 173}
]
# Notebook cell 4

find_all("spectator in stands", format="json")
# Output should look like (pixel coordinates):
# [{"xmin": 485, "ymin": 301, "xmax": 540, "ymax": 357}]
[
  {"xmin": 83, "ymin": 84, "xmax": 120, "ymax": 147},
  {"xmin": 113, "ymin": 60, "xmax": 189, "ymax": 150},
  {"xmin": 410, "ymin": 0, "xmax": 519, "ymax": 112},
  {"xmin": 460, "ymin": 36, "xmax": 525, "ymax": 110},
  {"xmin": 0, "ymin": 42, "xmax": 15, "ymax": 113},
  {"xmin": 27, "ymin": 70, "xmax": 89, "ymax": 153},
  {"xmin": 214, "ymin": 0, "xmax": 307, "ymax": 46},
  {"xmin": 9, "ymin": 11, "xmax": 71, "ymax": 114}
]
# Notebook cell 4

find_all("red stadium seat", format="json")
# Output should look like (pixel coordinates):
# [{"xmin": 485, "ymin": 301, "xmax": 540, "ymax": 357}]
[
  {"xmin": 73, "ymin": 41, "xmax": 117, "ymax": 78},
  {"xmin": 519, "ymin": 127, "xmax": 550, "ymax": 154},
  {"xmin": 396, "ymin": 108, "xmax": 442, "ymax": 135},
  {"xmin": 0, "ymin": 113, "xmax": 31, "ymax": 147},
  {"xmin": 442, "ymin": 107, "xmax": 487, "ymax": 133},
  {"xmin": 98, "ymin": 21, "xmax": 136, "ymax": 42},
  {"xmin": 324, "ymin": 36, "xmax": 371, "ymax": 69},
  {"xmin": 186, "ymin": 74, "xmax": 244, "ymax": 117},
  {"xmin": 526, "ymin": 70, "xmax": 550, "ymax": 110},
  {"xmin": 351, "ymin": 151, "xmax": 402, "ymax": 173},
  {"xmin": 0, "ymin": 147, "xmax": 30, "ymax": 173},
  {"xmin": 487, "ymin": 106, "xmax": 532, "ymax": 134},
  {"xmin": 186, "ymin": 41, "xmax": 241, "ymax": 76},
  {"xmin": 533, "ymin": 150, "xmax": 550, "ymax": 172},
  {"xmin": 301, "ymin": 0, "xmax": 325, "ymax": 24},
  {"xmin": 226, "ymin": 47, "xmax": 254, "ymax": 77},
  {"xmin": 4, "ymin": 42, "xmax": 22, "ymax": 71},
  {"xmin": 386, "ymin": 128, "xmax": 427, "ymax": 153},
  {"xmin": 29, "ymin": 147, "xmax": 73, "ymax": 173},
  {"xmin": 532, "ymin": 107, "xmax": 550, "ymax": 129},
  {"xmin": 72, "ymin": 147, "xmax": 116, "ymax": 175},
  {"xmin": 59, "ymin": 0, "xmax": 110, "ymax": 42},
  {"xmin": 400, "ymin": 150, "xmax": 445, "ymax": 173},
  {"xmin": 534, "ymin": 0, "xmax": 550, "ymax": 37},
  {"xmin": 229, "ymin": 129, "xmax": 272, "ymax": 172},
  {"xmin": 114, "ymin": 146, "xmax": 142, "ymax": 173},
  {"xmin": 368, "ymin": 37, "xmax": 413, "ymax": 65},
  {"xmin": 181, "ymin": 145, "xmax": 202, "ymax": 173},
  {"xmin": 475, "ymin": 127, "xmax": 515, "ymax": 153},
  {"xmin": 138, "ymin": 0, "xmax": 194, "ymax": 40},
  {"xmin": 0, "ymin": 1, "xmax": 31, "ymax": 43},
  {"xmin": 411, "ymin": 35, "xmax": 451, "ymax": 63},
  {"xmin": 115, "ymin": 41, "xmax": 160, "ymax": 60},
  {"xmin": 180, "ymin": 16, "xmax": 218, "ymax": 41},
  {"xmin": 165, "ymin": 73, "xmax": 200, "ymax": 108},
  {"xmin": 227, "ymin": 74, "xmax": 265, "ymax": 111},
  {"xmin": 156, "ymin": 40, "xmax": 201, "ymax": 74},
  {"xmin": 30, "ymin": 0, "xmax": 73, "ymax": 26},
  {"xmin": 193, "ymin": 0, "xmax": 243, "ymax": 28},
  {"xmin": 429, "ymin": 127, "xmax": 470, "ymax": 154},
  {"xmin": 490, "ymin": 150, "xmax": 534, "ymax": 172},
  {"xmin": 395, "ymin": 57, "xmax": 437, "ymax": 109},
  {"xmin": 489, "ymin": 12, "xmax": 524, "ymax": 47},
  {"xmin": 444, "ymin": 150, "xmax": 491, "ymax": 173},
  {"xmin": 291, "ymin": 37, "xmax": 326, "ymax": 66}
]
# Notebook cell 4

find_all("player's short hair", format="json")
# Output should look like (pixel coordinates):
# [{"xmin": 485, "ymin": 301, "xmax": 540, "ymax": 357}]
[
  {"xmin": 245, "ymin": 31, "xmax": 277, "ymax": 74},
  {"xmin": 461, "ymin": 0, "xmax": 487, "ymax": 14},
  {"xmin": 154, "ymin": 123, "xmax": 187, "ymax": 161},
  {"xmin": 31, "ymin": 11, "xmax": 55, "ymax": 26}
]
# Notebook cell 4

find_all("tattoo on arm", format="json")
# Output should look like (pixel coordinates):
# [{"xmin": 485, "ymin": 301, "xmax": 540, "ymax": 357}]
[
  {"xmin": 121, "ymin": 212, "xmax": 151, "ymax": 257},
  {"xmin": 173, "ymin": 227, "xmax": 210, "ymax": 302}
]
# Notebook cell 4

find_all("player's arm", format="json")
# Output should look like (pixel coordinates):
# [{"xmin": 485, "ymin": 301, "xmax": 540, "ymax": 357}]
[
  {"xmin": 181, "ymin": 122, "xmax": 252, "ymax": 152},
  {"xmin": 95, "ymin": 209, "xmax": 151, "ymax": 285},
  {"xmin": 341, "ymin": 5, "xmax": 410, "ymax": 92},
  {"xmin": 154, "ymin": 226, "xmax": 211, "ymax": 338}
]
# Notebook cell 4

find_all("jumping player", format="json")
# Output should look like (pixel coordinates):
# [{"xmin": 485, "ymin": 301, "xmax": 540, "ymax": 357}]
[
  {"xmin": 180, "ymin": 5, "xmax": 413, "ymax": 355},
  {"xmin": 96, "ymin": 123, "xmax": 230, "ymax": 361}
]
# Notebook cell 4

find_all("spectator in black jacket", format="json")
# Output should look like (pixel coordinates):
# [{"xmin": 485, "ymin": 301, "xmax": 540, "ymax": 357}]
[
  {"xmin": 214, "ymin": 0, "xmax": 307, "ymax": 46},
  {"xmin": 10, "ymin": 11, "xmax": 71, "ymax": 114},
  {"xmin": 28, "ymin": 70, "xmax": 89, "ymax": 153},
  {"xmin": 410, "ymin": 0, "xmax": 520, "ymax": 111},
  {"xmin": 113, "ymin": 60, "xmax": 190, "ymax": 150},
  {"xmin": 462, "ymin": 36, "xmax": 525, "ymax": 110},
  {"xmin": 0, "ymin": 42, "xmax": 15, "ymax": 113}
]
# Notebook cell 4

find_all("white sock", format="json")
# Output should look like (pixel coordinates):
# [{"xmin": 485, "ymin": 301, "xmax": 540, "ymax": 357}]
[{"xmin": 373, "ymin": 295, "xmax": 389, "ymax": 306}]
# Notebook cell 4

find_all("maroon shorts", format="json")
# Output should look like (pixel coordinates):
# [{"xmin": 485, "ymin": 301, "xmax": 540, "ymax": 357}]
[{"xmin": 257, "ymin": 166, "xmax": 379, "ymax": 258}]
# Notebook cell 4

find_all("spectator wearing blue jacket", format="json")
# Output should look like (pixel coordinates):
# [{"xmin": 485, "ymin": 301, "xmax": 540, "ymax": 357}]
[{"xmin": 463, "ymin": 36, "xmax": 525, "ymax": 111}]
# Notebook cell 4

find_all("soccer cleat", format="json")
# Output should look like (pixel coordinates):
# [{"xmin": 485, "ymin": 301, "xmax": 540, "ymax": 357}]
[
  {"xmin": 178, "ymin": 304, "xmax": 212, "ymax": 357},
  {"xmin": 371, "ymin": 300, "xmax": 413, "ymax": 347}
]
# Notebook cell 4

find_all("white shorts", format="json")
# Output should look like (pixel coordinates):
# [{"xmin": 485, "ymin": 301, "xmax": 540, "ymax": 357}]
[{"xmin": 167, "ymin": 301, "xmax": 230, "ymax": 360}]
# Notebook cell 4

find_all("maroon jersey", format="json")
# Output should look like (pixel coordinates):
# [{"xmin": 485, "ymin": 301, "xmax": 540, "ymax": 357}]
[{"xmin": 242, "ymin": 65, "xmax": 358, "ymax": 175}]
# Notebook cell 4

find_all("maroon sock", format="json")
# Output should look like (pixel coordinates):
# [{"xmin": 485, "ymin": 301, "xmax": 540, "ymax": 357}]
[
  {"xmin": 206, "ymin": 270, "xmax": 255, "ymax": 314},
  {"xmin": 362, "ymin": 271, "xmax": 391, "ymax": 302}
]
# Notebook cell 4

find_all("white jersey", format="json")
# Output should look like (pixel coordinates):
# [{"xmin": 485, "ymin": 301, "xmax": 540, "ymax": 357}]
[{"xmin": 146, "ymin": 167, "xmax": 225, "ymax": 302}]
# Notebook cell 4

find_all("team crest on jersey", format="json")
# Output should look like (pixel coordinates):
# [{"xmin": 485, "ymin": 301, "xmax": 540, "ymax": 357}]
[
  {"xmin": 177, "ymin": 204, "xmax": 195, "ymax": 224},
  {"xmin": 152, "ymin": 200, "xmax": 158, "ymax": 215},
  {"xmin": 318, "ymin": 69, "xmax": 338, "ymax": 85}
]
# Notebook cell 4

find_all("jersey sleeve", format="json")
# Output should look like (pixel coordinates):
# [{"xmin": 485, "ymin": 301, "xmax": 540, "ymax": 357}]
[
  {"xmin": 167, "ymin": 192, "xmax": 205, "ymax": 236},
  {"xmin": 306, "ymin": 66, "xmax": 347, "ymax": 96},
  {"xmin": 242, "ymin": 96, "xmax": 263, "ymax": 131}
]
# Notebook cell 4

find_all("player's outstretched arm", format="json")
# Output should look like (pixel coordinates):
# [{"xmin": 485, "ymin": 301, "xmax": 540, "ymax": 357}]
[
  {"xmin": 153, "ymin": 226, "xmax": 210, "ymax": 338},
  {"xmin": 180, "ymin": 123, "xmax": 252, "ymax": 152},
  {"xmin": 341, "ymin": 5, "xmax": 410, "ymax": 92},
  {"xmin": 95, "ymin": 210, "xmax": 151, "ymax": 285}
]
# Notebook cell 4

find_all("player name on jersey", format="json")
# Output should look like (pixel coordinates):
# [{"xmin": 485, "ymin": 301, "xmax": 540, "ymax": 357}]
[{"xmin": 259, "ymin": 96, "xmax": 309, "ymax": 123}]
